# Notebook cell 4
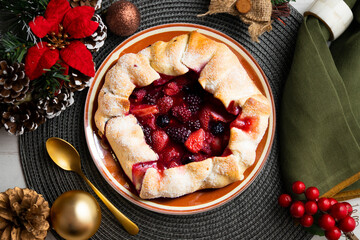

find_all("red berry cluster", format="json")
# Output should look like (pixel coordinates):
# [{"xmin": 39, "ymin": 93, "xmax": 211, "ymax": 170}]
[{"xmin": 278, "ymin": 181, "xmax": 357, "ymax": 240}]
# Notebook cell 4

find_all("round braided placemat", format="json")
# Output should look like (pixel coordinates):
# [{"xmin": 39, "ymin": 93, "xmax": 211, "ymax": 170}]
[{"xmin": 20, "ymin": 1, "xmax": 312, "ymax": 239}]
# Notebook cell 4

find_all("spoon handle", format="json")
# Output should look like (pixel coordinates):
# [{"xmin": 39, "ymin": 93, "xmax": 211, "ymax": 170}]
[{"xmin": 79, "ymin": 173, "xmax": 139, "ymax": 235}]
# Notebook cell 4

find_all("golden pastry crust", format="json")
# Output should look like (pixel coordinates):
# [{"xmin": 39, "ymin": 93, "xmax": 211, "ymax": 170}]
[{"xmin": 95, "ymin": 31, "xmax": 271, "ymax": 199}]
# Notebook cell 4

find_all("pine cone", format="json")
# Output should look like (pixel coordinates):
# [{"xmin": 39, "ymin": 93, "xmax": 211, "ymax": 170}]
[
  {"xmin": 0, "ymin": 187, "xmax": 50, "ymax": 240},
  {"xmin": 82, "ymin": 14, "xmax": 107, "ymax": 53},
  {"xmin": 2, "ymin": 101, "xmax": 46, "ymax": 135},
  {"xmin": 69, "ymin": 0, "xmax": 102, "ymax": 10},
  {"xmin": 65, "ymin": 69, "xmax": 93, "ymax": 92},
  {"xmin": 0, "ymin": 60, "xmax": 31, "ymax": 104},
  {"xmin": 36, "ymin": 87, "xmax": 74, "ymax": 119}
]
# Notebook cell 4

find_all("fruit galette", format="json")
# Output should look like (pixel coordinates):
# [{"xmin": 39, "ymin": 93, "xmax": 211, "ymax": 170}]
[{"xmin": 95, "ymin": 31, "xmax": 271, "ymax": 199}]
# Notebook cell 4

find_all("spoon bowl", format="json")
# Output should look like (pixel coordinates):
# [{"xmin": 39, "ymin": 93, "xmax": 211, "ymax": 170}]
[
  {"xmin": 46, "ymin": 137, "xmax": 139, "ymax": 236},
  {"xmin": 46, "ymin": 138, "xmax": 82, "ymax": 173}
]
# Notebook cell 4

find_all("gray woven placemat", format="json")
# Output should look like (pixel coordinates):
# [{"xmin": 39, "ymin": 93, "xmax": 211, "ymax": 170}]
[{"xmin": 19, "ymin": 1, "xmax": 312, "ymax": 239}]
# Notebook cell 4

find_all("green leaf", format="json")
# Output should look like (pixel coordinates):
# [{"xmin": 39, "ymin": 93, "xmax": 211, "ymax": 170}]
[{"xmin": 305, "ymin": 213, "xmax": 325, "ymax": 236}]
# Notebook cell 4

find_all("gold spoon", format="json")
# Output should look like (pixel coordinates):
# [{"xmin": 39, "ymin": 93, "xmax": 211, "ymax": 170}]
[{"xmin": 46, "ymin": 137, "xmax": 139, "ymax": 236}]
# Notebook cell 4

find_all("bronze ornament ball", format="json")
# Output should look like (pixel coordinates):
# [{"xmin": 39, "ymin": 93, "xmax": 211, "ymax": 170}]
[
  {"xmin": 106, "ymin": 0, "xmax": 141, "ymax": 36},
  {"xmin": 50, "ymin": 190, "xmax": 101, "ymax": 240}
]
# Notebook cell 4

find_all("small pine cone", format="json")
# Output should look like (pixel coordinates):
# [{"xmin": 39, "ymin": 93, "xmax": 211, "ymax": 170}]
[
  {"xmin": 36, "ymin": 87, "xmax": 74, "ymax": 119},
  {"xmin": 82, "ymin": 14, "xmax": 107, "ymax": 53},
  {"xmin": 69, "ymin": 0, "xmax": 102, "ymax": 10},
  {"xmin": 0, "ymin": 187, "xmax": 50, "ymax": 240},
  {"xmin": 2, "ymin": 101, "xmax": 45, "ymax": 135},
  {"xmin": 0, "ymin": 60, "xmax": 31, "ymax": 104},
  {"xmin": 65, "ymin": 69, "xmax": 93, "ymax": 92}
]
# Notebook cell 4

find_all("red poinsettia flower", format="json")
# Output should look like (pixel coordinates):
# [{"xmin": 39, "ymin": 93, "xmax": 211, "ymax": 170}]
[{"xmin": 25, "ymin": 0, "xmax": 99, "ymax": 80}]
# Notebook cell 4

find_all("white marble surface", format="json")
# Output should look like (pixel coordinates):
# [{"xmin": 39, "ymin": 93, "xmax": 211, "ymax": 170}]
[{"xmin": 1, "ymin": 1, "xmax": 358, "ymax": 239}]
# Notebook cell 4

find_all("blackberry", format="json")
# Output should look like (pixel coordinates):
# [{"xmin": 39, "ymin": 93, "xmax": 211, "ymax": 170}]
[
  {"xmin": 141, "ymin": 125, "xmax": 152, "ymax": 144},
  {"xmin": 166, "ymin": 127, "xmax": 191, "ymax": 143},
  {"xmin": 187, "ymin": 119, "xmax": 201, "ymax": 131},
  {"xmin": 156, "ymin": 115, "xmax": 170, "ymax": 128},
  {"xmin": 210, "ymin": 121, "xmax": 225, "ymax": 135},
  {"xmin": 185, "ymin": 94, "xmax": 202, "ymax": 113}
]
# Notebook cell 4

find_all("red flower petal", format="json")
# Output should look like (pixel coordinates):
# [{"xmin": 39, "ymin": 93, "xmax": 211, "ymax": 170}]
[
  {"xmin": 25, "ymin": 44, "xmax": 60, "ymax": 80},
  {"xmin": 29, "ymin": 16, "xmax": 56, "ymax": 38},
  {"xmin": 28, "ymin": 0, "xmax": 71, "ymax": 38},
  {"xmin": 62, "ymin": 6, "xmax": 99, "ymax": 39},
  {"xmin": 60, "ymin": 41, "xmax": 95, "ymax": 77},
  {"xmin": 44, "ymin": 0, "xmax": 71, "ymax": 25}
]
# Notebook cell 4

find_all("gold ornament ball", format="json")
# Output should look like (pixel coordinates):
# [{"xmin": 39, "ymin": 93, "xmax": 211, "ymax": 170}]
[
  {"xmin": 51, "ymin": 190, "xmax": 101, "ymax": 240},
  {"xmin": 106, "ymin": 0, "xmax": 141, "ymax": 36}
]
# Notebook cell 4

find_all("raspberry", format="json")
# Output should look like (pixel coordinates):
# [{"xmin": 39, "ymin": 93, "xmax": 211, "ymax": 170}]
[
  {"xmin": 130, "ymin": 89, "xmax": 146, "ymax": 103},
  {"xmin": 164, "ymin": 82, "xmax": 180, "ymax": 96},
  {"xmin": 210, "ymin": 121, "xmax": 225, "ymax": 135},
  {"xmin": 158, "ymin": 96, "xmax": 173, "ymax": 113},
  {"xmin": 185, "ymin": 94, "xmax": 202, "ymax": 113},
  {"xmin": 187, "ymin": 120, "xmax": 201, "ymax": 131},
  {"xmin": 172, "ymin": 105, "xmax": 192, "ymax": 122},
  {"xmin": 166, "ymin": 127, "xmax": 191, "ymax": 143}
]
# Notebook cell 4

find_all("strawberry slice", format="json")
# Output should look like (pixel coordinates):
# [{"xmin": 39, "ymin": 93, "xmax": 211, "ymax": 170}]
[
  {"xmin": 210, "ymin": 111, "xmax": 227, "ymax": 122},
  {"xmin": 139, "ymin": 115, "xmax": 156, "ymax": 130},
  {"xmin": 164, "ymin": 82, "xmax": 180, "ymax": 96},
  {"xmin": 185, "ymin": 128, "xmax": 205, "ymax": 153},
  {"xmin": 130, "ymin": 104, "xmax": 159, "ymax": 117},
  {"xmin": 153, "ymin": 74, "xmax": 174, "ymax": 86},
  {"xmin": 230, "ymin": 115, "xmax": 259, "ymax": 133},
  {"xmin": 210, "ymin": 136, "xmax": 223, "ymax": 154},
  {"xmin": 132, "ymin": 161, "xmax": 157, "ymax": 189},
  {"xmin": 151, "ymin": 130, "xmax": 169, "ymax": 152}
]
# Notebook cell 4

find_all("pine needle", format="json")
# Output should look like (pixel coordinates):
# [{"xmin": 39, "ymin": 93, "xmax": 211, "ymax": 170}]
[{"xmin": 32, "ymin": 63, "xmax": 70, "ymax": 98}]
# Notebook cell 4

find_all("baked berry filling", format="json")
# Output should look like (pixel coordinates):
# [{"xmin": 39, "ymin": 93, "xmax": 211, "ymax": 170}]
[{"xmin": 129, "ymin": 71, "xmax": 252, "ymax": 183}]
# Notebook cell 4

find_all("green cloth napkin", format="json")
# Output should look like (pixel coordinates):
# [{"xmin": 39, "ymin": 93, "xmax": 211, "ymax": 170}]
[{"xmin": 280, "ymin": 0, "xmax": 360, "ymax": 198}]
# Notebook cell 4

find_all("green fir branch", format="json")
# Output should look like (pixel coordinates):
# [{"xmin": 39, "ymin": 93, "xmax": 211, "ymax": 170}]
[
  {"xmin": 0, "ymin": 32, "xmax": 34, "ymax": 64},
  {"xmin": 0, "ymin": 0, "xmax": 49, "ymax": 41},
  {"xmin": 0, "ymin": 0, "xmax": 49, "ymax": 25},
  {"xmin": 32, "ymin": 63, "xmax": 70, "ymax": 99}
]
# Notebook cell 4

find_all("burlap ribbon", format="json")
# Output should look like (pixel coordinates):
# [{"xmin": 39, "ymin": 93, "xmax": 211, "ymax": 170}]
[{"xmin": 199, "ymin": 0, "xmax": 273, "ymax": 42}]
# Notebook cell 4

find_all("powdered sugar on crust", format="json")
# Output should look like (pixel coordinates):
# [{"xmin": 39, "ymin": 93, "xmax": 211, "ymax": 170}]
[
  {"xmin": 95, "ymin": 31, "xmax": 272, "ymax": 199},
  {"xmin": 140, "ymin": 155, "xmax": 248, "ymax": 199},
  {"xmin": 139, "ymin": 34, "xmax": 189, "ymax": 76},
  {"xmin": 105, "ymin": 115, "xmax": 158, "ymax": 182}
]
